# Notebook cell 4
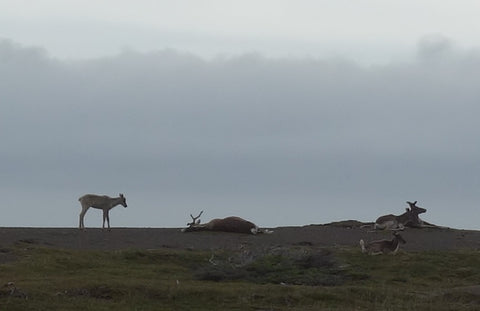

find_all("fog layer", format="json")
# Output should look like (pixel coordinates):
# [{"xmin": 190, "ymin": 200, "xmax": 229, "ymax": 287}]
[{"xmin": 1, "ymin": 38, "xmax": 479, "ymax": 229}]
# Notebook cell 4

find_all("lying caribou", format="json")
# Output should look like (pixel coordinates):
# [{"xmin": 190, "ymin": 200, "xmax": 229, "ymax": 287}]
[
  {"xmin": 374, "ymin": 201, "xmax": 426, "ymax": 230},
  {"xmin": 360, "ymin": 232, "xmax": 406, "ymax": 255},
  {"xmin": 181, "ymin": 211, "xmax": 272, "ymax": 235}
]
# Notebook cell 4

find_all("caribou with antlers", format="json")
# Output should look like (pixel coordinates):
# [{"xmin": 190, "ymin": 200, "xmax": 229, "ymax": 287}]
[
  {"xmin": 181, "ymin": 211, "xmax": 272, "ymax": 235},
  {"xmin": 374, "ymin": 201, "xmax": 426, "ymax": 230}
]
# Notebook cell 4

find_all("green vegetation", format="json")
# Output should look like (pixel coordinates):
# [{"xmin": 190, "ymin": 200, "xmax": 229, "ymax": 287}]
[{"xmin": 1, "ymin": 242, "xmax": 479, "ymax": 310}]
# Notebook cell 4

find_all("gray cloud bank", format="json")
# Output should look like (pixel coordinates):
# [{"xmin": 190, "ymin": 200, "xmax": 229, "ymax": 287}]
[{"xmin": 1, "ymin": 38, "xmax": 480, "ymax": 229}]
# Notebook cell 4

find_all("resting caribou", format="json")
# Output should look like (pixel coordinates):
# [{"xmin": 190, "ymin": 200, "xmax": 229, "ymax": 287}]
[
  {"xmin": 181, "ymin": 211, "xmax": 272, "ymax": 235},
  {"xmin": 359, "ymin": 232, "xmax": 406, "ymax": 255},
  {"xmin": 374, "ymin": 201, "xmax": 426, "ymax": 230}
]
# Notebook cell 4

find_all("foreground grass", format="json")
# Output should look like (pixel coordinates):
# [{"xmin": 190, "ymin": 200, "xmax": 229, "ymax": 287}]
[{"xmin": 0, "ymin": 242, "xmax": 479, "ymax": 310}]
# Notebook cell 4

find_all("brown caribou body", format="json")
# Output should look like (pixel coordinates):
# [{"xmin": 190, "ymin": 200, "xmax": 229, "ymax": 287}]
[
  {"xmin": 360, "ymin": 232, "xmax": 406, "ymax": 255},
  {"xmin": 374, "ymin": 201, "xmax": 426, "ymax": 230},
  {"xmin": 182, "ymin": 211, "xmax": 271, "ymax": 234}
]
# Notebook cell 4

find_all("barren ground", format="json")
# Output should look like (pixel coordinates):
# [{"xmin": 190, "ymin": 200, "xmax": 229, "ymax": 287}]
[{"xmin": 1, "ymin": 222, "xmax": 479, "ymax": 255}]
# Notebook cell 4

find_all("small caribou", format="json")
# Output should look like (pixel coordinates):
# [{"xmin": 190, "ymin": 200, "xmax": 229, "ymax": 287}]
[
  {"xmin": 181, "ymin": 211, "xmax": 272, "ymax": 235},
  {"xmin": 359, "ymin": 232, "xmax": 406, "ymax": 255},
  {"xmin": 374, "ymin": 201, "xmax": 426, "ymax": 230},
  {"xmin": 3, "ymin": 282, "xmax": 27, "ymax": 299},
  {"xmin": 78, "ymin": 193, "xmax": 127, "ymax": 230}
]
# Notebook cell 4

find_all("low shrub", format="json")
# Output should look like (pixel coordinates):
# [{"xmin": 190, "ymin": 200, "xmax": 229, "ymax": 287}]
[{"xmin": 194, "ymin": 246, "xmax": 346, "ymax": 286}]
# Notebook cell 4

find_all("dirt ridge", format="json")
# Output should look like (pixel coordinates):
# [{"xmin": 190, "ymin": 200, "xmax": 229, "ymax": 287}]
[{"xmin": 0, "ymin": 222, "xmax": 478, "ymax": 252}]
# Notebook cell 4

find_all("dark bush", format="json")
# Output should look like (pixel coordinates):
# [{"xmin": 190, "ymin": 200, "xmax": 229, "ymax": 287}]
[{"xmin": 194, "ymin": 246, "xmax": 346, "ymax": 286}]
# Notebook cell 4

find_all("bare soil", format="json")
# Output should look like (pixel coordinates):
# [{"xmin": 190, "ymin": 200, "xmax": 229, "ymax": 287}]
[{"xmin": 0, "ymin": 222, "xmax": 479, "ymax": 254}]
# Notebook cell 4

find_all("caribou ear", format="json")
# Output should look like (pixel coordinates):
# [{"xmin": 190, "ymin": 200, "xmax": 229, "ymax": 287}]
[{"xmin": 413, "ymin": 200, "xmax": 417, "ymax": 205}]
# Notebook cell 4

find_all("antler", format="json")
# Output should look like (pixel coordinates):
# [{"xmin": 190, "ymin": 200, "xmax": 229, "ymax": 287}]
[{"xmin": 187, "ymin": 210, "xmax": 203, "ymax": 226}]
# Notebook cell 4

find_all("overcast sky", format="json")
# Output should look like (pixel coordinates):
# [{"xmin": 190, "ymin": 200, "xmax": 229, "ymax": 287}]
[{"xmin": 1, "ymin": 1, "xmax": 480, "ymax": 229}]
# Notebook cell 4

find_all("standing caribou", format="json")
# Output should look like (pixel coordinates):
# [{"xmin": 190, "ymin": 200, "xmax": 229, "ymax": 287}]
[
  {"xmin": 181, "ymin": 211, "xmax": 272, "ymax": 235},
  {"xmin": 360, "ymin": 232, "xmax": 406, "ymax": 255},
  {"xmin": 374, "ymin": 201, "xmax": 426, "ymax": 230},
  {"xmin": 78, "ymin": 193, "xmax": 127, "ymax": 230}
]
